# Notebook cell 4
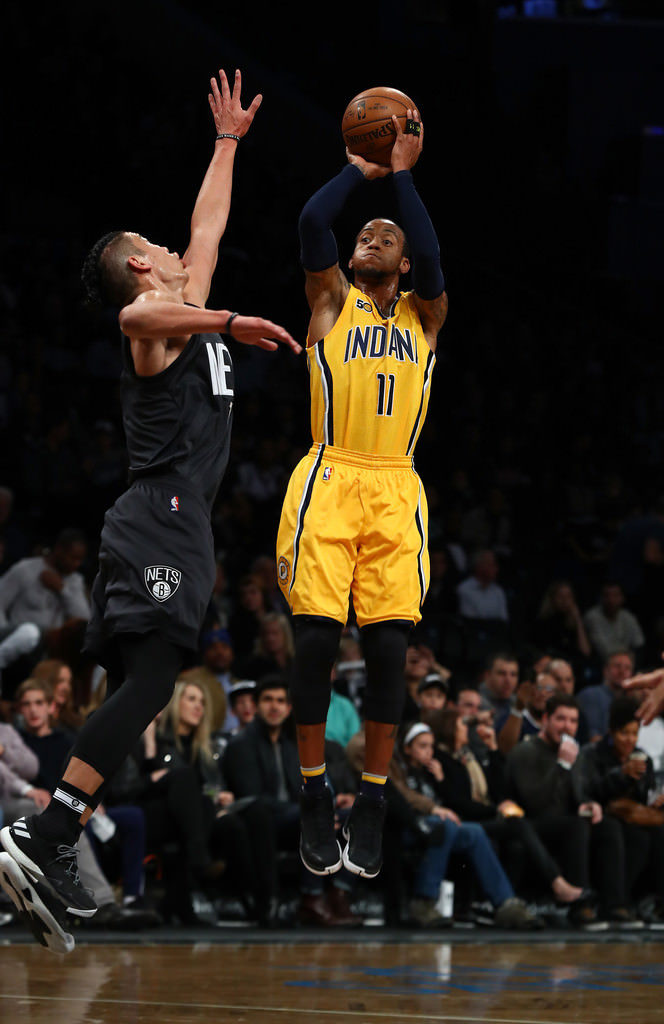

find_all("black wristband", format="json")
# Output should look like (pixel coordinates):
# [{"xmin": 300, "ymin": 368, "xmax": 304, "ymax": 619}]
[
  {"xmin": 216, "ymin": 133, "xmax": 240, "ymax": 143},
  {"xmin": 225, "ymin": 312, "xmax": 239, "ymax": 337}
]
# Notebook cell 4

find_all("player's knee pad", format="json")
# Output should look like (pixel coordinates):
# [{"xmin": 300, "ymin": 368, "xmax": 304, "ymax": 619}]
[
  {"xmin": 360, "ymin": 620, "xmax": 411, "ymax": 724},
  {"xmin": 289, "ymin": 616, "xmax": 343, "ymax": 724}
]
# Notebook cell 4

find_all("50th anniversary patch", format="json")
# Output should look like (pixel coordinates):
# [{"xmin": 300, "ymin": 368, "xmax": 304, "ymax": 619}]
[{"xmin": 144, "ymin": 565, "xmax": 182, "ymax": 602}]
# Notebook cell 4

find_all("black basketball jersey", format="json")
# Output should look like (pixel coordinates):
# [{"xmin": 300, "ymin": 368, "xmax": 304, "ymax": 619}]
[{"xmin": 120, "ymin": 329, "xmax": 234, "ymax": 510}]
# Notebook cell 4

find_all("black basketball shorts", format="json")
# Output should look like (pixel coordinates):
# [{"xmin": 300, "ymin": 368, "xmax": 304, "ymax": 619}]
[{"xmin": 84, "ymin": 478, "xmax": 215, "ymax": 663}]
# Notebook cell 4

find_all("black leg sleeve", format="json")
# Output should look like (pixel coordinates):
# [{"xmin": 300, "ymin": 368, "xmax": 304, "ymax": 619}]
[
  {"xmin": 71, "ymin": 631, "xmax": 184, "ymax": 783},
  {"xmin": 360, "ymin": 621, "xmax": 411, "ymax": 724},
  {"xmin": 289, "ymin": 616, "xmax": 343, "ymax": 724}
]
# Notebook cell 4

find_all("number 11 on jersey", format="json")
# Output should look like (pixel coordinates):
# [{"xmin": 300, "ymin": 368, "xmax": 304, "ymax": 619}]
[{"xmin": 376, "ymin": 372, "xmax": 395, "ymax": 416}]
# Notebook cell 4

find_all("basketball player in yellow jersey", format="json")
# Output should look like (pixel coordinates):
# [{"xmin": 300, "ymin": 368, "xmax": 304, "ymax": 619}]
[{"xmin": 276, "ymin": 109, "xmax": 448, "ymax": 880}]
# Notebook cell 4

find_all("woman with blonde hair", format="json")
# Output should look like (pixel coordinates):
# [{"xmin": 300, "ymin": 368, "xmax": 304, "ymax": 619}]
[{"xmin": 153, "ymin": 678, "xmax": 279, "ymax": 925}]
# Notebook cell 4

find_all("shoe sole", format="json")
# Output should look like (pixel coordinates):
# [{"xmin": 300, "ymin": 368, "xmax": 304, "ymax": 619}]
[
  {"xmin": 0, "ymin": 825, "xmax": 97, "ymax": 919},
  {"xmin": 341, "ymin": 827, "xmax": 381, "ymax": 879},
  {"xmin": 0, "ymin": 853, "xmax": 75, "ymax": 954},
  {"xmin": 299, "ymin": 838, "xmax": 343, "ymax": 876}
]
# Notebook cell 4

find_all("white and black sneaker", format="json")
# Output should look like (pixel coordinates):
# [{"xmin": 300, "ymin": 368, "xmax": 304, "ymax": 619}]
[
  {"xmin": 299, "ymin": 787, "xmax": 343, "ymax": 876},
  {"xmin": 342, "ymin": 794, "xmax": 386, "ymax": 879},
  {"xmin": 0, "ymin": 852, "xmax": 75, "ymax": 954},
  {"xmin": 1, "ymin": 816, "xmax": 97, "ymax": 917}
]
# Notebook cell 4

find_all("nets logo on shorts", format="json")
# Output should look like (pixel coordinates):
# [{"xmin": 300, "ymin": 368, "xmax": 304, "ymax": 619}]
[{"xmin": 144, "ymin": 565, "xmax": 182, "ymax": 602}]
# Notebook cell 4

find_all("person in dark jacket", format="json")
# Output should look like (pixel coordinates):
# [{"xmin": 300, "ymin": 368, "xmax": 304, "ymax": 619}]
[
  {"xmin": 573, "ymin": 695, "xmax": 664, "ymax": 926},
  {"xmin": 222, "ymin": 674, "xmax": 361, "ymax": 927},
  {"xmin": 425, "ymin": 707, "xmax": 583, "ymax": 904}
]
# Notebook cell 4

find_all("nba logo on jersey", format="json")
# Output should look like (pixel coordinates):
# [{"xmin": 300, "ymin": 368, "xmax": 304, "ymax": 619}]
[
  {"xmin": 144, "ymin": 566, "xmax": 182, "ymax": 602},
  {"xmin": 170, "ymin": 495, "xmax": 179, "ymax": 512},
  {"xmin": 322, "ymin": 466, "xmax": 333, "ymax": 482}
]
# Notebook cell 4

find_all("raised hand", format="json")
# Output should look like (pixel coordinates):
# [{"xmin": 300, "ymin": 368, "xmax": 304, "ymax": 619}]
[
  {"xmin": 208, "ymin": 68, "xmax": 262, "ymax": 139},
  {"xmin": 390, "ymin": 108, "xmax": 423, "ymax": 172}
]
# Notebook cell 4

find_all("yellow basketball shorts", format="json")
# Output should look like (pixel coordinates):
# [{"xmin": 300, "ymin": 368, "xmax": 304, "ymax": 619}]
[{"xmin": 276, "ymin": 443, "xmax": 430, "ymax": 628}]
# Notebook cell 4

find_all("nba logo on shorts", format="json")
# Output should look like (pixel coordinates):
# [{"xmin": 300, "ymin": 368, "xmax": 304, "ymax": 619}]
[
  {"xmin": 322, "ymin": 466, "xmax": 333, "ymax": 482},
  {"xmin": 170, "ymin": 495, "xmax": 179, "ymax": 512},
  {"xmin": 144, "ymin": 565, "xmax": 182, "ymax": 602}
]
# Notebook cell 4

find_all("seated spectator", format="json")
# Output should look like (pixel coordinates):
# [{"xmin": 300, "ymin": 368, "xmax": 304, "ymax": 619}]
[
  {"xmin": 417, "ymin": 674, "xmax": 449, "ymax": 716},
  {"xmin": 152, "ymin": 678, "xmax": 280, "ymax": 926},
  {"xmin": 228, "ymin": 573, "xmax": 269, "ymax": 663},
  {"xmin": 332, "ymin": 630, "xmax": 367, "ymax": 714},
  {"xmin": 0, "ymin": 528, "xmax": 93, "ymax": 701},
  {"xmin": 11, "ymin": 678, "xmax": 154, "ymax": 929},
  {"xmin": 325, "ymin": 672, "xmax": 362, "ymax": 749},
  {"xmin": 504, "ymin": 692, "xmax": 639, "ymax": 929},
  {"xmin": 402, "ymin": 643, "xmax": 451, "ymax": 722},
  {"xmin": 427, "ymin": 707, "xmax": 582, "ymax": 905},
  {"xmin": 531, "ymin": 579, "xmax": 594, "ymax": 685},
  {"xmin": 389, "ymin": 721, "xmax": 542, "ymax": 929},
  {"xmin": 496, "ymin": 668, "xmax": 558, "ymax": 755},
  {"xmin": 456, "ymin": 549, "xmax": 510, "ymax": 623},
  {"xmin": 236, "ymin": 612, "xmax": 295, "ymax": 682},
  {"xmin": 30, "ymin": 658, "xmax": 85, "ymax": 736},
  {"xmin": 0, "ymin": 623, "xmax": 42, "ymax": 708},
  {"xmin": 194, "ymin": 625, "xmax": 236, "ymax": 732},
  {"xmin": 573, "ymin": 695, "xmax": 664, "ymax": 926},
  {"xmin": 583, "ymin": 581, "xmax": 646, "ymax": 668},
  {"xmin": 226, "ymin": 679, "xmax": 257, "ymax": 732},
  {"xmin": 577, "ymin": 649, "xmax": 636, "ymax": 743},
  {"xmin": 210, "ymin": 679, "xmax": 257, "ymax": 759},
  {"xmin": 222, "ymin": 674, "xmax": 361, "ymax": 928},
  {"xmin": 478, "ymin": 652, "xmax": 520, "ymax": 722},
  {"xmin": 546, "ymin": 657, "xmax": 591, "ymax": 744},
  {"xmin": 453, "ymin": 685, "xmax": 502, "ymax": 770},
  {"xmin": 0, "ymin": 712, "xmax": 45, "ymax": 823}
]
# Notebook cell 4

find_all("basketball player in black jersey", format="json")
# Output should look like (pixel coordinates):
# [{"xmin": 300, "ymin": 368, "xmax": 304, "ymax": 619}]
[{"xmin": 0, "ymin": 68, "xmax": 300, "ymax": 953}]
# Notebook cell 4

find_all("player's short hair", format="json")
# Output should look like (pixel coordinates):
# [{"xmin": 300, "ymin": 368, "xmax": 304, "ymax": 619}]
[{"xmin": 81, "ymin": 230, "xmax": 141, "ymax": 308}]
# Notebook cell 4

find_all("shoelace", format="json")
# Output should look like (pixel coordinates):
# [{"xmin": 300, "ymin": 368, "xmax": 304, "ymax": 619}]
[{"xmin": 54, "ymin": 845, "xmax": 94, "ymax": 896}]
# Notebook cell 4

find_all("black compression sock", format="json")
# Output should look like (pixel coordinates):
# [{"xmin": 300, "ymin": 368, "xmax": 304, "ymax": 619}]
[{"xmin": 32, "ymin": 784, "xmax": 92, "ymax": 845}]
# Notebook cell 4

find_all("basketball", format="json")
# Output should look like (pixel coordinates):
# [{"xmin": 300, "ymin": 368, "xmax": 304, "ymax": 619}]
[{"xmin": 341, "ymin": 87, "xmax": 417, "ymax": 166}]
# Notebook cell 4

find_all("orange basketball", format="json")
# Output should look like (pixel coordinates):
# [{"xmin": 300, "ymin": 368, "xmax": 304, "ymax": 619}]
[{"xmin": 341, "ymin": 87, "xmax": 417, "ymax": 166}]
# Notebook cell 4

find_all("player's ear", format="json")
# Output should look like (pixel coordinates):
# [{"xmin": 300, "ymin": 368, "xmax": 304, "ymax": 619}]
[
  {"xmin": 127, "ymin": 254, "xmax": 152, "ymax": 274},
  {"xmin": 400, "ymin": 256, "xmax": 411, "ymax": 275}
]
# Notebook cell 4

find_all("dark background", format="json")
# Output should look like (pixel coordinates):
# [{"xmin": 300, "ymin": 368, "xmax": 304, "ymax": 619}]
[{"xmin": 1, "ymin": 0, "xmax": 663, "ymax": 670}]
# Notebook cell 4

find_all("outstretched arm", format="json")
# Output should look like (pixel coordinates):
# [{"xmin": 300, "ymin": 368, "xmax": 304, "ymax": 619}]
[
  {"xmin": 183, "ymin": 69, "xmax": 262, "ymax": 308},
  {"xmin": 390, "ymin": 111, "xmax": 447, "ymax": 348},
  {"xmin": 119, "ymin": 297, "xmax": 300, "ymax": 373}
]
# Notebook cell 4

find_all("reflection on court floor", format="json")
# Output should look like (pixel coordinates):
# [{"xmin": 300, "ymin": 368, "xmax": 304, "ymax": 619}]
[{"xmin": 0, "ymin": 938, "xmax": 663, "ymax": 1024}]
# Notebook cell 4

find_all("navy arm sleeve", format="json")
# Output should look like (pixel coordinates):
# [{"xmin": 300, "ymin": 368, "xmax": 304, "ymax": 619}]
[
  {"xmin": 392, "ymin": 169, "xmax": 445, "ymax": 300},
  {"xmin": 298, "ymin": 163, "xmax": 366, "ymax": 271}
]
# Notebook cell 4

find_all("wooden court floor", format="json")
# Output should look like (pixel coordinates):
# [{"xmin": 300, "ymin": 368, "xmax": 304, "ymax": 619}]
[{"xmin": 1, "ymin": 931, "xmax": 663, "ymax": 1024}]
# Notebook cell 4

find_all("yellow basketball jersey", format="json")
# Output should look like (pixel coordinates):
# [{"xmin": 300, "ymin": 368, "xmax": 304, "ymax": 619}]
[{"xmin": 307, "ymin": 285, "xmax": 435, "ymax": 457}]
